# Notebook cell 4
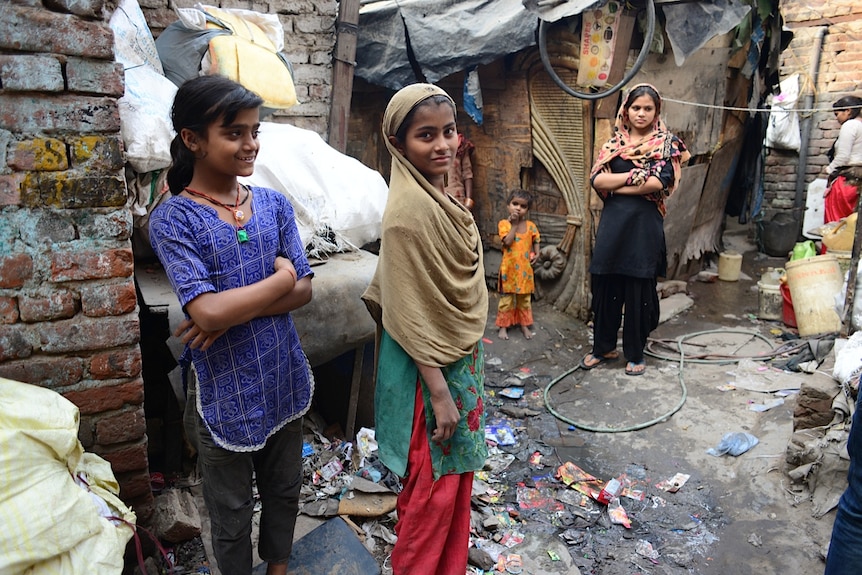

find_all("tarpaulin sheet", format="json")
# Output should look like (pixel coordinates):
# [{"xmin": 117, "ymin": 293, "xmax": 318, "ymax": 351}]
[{"xmin": 357, "ymin": 0, "xmax": 537, "ymax": 90}]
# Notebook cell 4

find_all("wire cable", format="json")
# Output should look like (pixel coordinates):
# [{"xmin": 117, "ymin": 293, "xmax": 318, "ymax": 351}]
[{"xmin": 543, "ymin": 328, "xmax": 783, "ymax": 433}]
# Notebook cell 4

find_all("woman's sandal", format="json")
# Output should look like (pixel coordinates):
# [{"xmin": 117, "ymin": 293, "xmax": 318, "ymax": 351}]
[
  {"xmin": 625, "ymin": 360, "xmax": 646, "ymax": 376},
  {"xmin": 579, "ymin": 351, "xmax": 620, "ymax": 370}
]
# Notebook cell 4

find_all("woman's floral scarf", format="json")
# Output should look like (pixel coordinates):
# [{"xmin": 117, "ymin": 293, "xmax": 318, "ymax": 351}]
[{"xmin": 590, "ymin": 83, "xmax": 691, "ymax": 217}]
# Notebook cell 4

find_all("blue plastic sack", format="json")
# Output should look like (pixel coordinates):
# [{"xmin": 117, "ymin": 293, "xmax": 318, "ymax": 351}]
[{"xmin": 706, "ymin": 432, "xmax": 759, "ymax": 456}]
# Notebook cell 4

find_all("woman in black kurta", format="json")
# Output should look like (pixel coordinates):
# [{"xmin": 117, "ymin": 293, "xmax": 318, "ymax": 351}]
[{"xmin": 580, "ymin": 84, "xmax": 690, "ymax": 376}]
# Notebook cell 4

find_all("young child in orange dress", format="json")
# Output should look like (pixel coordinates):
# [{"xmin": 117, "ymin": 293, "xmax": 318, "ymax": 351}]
[{"xmin": 496, "ymin": 189, "xmax": 540, "ymax": 340}]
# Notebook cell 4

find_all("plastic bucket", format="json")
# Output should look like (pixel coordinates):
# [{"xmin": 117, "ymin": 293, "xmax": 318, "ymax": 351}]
[
  {"xmin": 832, "ymin": 250, "xmax": 852, "ymax": 275},
  {"xmin": 757, "ymin": 281, "xmax": 782, "ymax": 321},
  {"xmin": 785, "ymin": 254, "xmax": 843, "ymax": 336},
  {"xmin": 718, "ymin": 252, "xmax": 743, "ymax": 281},
  {"xmin": 781, "ymin": 282, "xmax": 797, "ymax": 328}
]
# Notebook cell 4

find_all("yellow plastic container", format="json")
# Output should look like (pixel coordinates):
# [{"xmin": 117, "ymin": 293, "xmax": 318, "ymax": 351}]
[
  {"xmin": 785, "ymin": 254, "xmax": 844, "ymax": 336},
  {"xmin": 718, "ymin": 252, "xmax": 743, "ymax": 281}
]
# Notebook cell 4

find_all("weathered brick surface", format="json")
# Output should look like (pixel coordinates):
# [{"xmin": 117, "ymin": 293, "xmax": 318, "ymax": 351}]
[
  {"xmin": 0, "ymin": 324, "xmax": 34, "ymax": 362},
  {"xmin": 18, "ymin": 291, "xmax": 79, "ymax": 322},
  {"xmin": 94, "ymin": 439, "xmax": 149, "ymax": 473},
  {"xmin": 763, "ymin": 7, "xmax": 862, "ymax": 216},
  {"xmin": 21, "ymin": 172, "xmax": 127, "ymax": 208},
  {"xmin": 50, "ymin": 247, "xmax": 134, "ymax": 282},
  {"xmin": 66, "ymin": 58, "xmax": 125, "ymax": 97},
  {"xmin": 44, "ymin": 0, "xmax": 105, "ymax": 19},
  {"xmin": 0, "ymin": 356, "xmax": 85, "ymax": 388},
  {"xmin": 68, "ymin": 135, "xmax": 125, "ymax": 171},
  {"xmin": 19, "ymin": 209, "xmax": 76, "ymax": 245},
  {"xmin": 62, "ymin": 378, "xmax": 145, "ymax": 415},
  {"xmin": 96, "ymin": 407, "xmax": 147, "ymax": 445},
  {"xmin": 0, "ymin": 297, "xmax": 19, "ymax": 324},
  {"xmin": 0, "ymin": 55, "xmax": 64, "ymax": 92},
  {"xmin": 89, "ymin": 348, "xmax": 143, "ymax": 380},
  {"xmin": 0, "ymin": 95, "xmax": 120, "ymax": 134},
  {"xmin": 39, "ymin": 316, "xmax": 140, "ymax": 353},
  {"xmin": 7, "ymin": 138, "xmax": 69, "ymax": 171},
  {"xmin": 0, "ymin": 174, "xmax": 24, "ymax": 207},
  {"xmin": 0, "ymin": 5, "xmax": 115, "ymax": 58},
  {"xmin": 0, "ymin": 253, "xmax": 33, "ymax": 288},
  {"xmin": 78, "ymin": 210, "xmax": 133, "ymax": 242},
  {"xmin": 81, "ymin": 280, "xmax": 138, "ymax": 317}
]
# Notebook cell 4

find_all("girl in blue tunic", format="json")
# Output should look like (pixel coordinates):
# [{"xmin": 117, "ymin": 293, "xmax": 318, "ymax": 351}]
[{"xmin": 149, "ymin": 75, "xmax": 313, "ymax": 575}]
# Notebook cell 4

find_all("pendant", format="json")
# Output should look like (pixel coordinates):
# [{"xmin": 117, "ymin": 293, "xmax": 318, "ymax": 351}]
[
  {"xmin": 234, "ymin": 209, "xmax": 245, "ymax": 222},
  {"xmin": 237, "ymin": 228, "xmax": 249, "ymax": 243}
]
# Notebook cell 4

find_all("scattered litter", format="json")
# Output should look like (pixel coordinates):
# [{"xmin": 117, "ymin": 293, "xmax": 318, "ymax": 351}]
[
  {"xmin": 302, "ymin": 442, "xmax": 315, "ymax": 457},
  {"xmin": 748, "ymin": 532, "xmax": 762, "ymax": 547},
  {"xmin": 636, "ymin": 539, "xmax": 660, "ymax": 561},
  {"xmin": 547, "ymin": 549, "xmax": 560, "ymax": 561},
  {"xmin": 748, "ymin": 397, "xmax": 785, "ymax": 412},
  {"xmin": 716, "ymin": 383, "xmax": 736, "ymax": 392},
  {"xmin": 707, "ymin": 432, "xmax": 759, "ymax": 456},
  {"xmin": 597, "ymin": 477, "xmax": 623, "ymax": 505},
  {"xmin": 485, "ymin": 423, "xmax": 517, "ymax": 446},
  {"xmin": 607, "ymin": 498, "xmax": 631, "ymax": 528},
  {"xmin": 499, "ymin": 387, "xmax": 525, "ymax": 399},
  {"xmin": 655, "ymin": 473, "xmax": 691, "ymax": 493}
]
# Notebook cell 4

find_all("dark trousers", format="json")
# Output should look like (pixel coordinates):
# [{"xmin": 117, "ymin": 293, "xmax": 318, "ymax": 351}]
[
  {"xmin": 825, "ymin": 389, "xmax": 862, "ymax": 574},
  {"xmin": 590, "ymin": 273, "xmax": 659, "ymax": 363},
  {"xmin": 185, "ymin": 371, "xmax": 303, "ymax": 575}
]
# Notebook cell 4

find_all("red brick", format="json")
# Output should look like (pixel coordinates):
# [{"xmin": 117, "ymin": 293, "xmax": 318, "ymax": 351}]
[
  {"xmin": 0, "ymin": 253, "xmax": 33, "ymax": 288},
  {"xmin": 68, "ymin": 136, "xmax": 125, "ymax": 172},
  {"xmin": 96, "ymin": 408, "xmax": 147, "ymax": 445},
  {"xmin": 0, "ymin": 5, "xmax": 114, "ymax": 58},
  {"xmin": 0, "ymin": 55, "xmax": 64, "ymax": 92},
  {"xmin": 39, "ymin": 316, "xmax": 140, "ymax": 354},
  {"xmin": 0, "ymin": 94, "xmax": 119, "ymax": 134},
  {"xmin": 7, "ymin": 138, "xmax": 68, "ymax": 171},
  {"xmin": 89, "ymin": 348, "xmax": 143, "ymax": 380},
  {"xmin": 50, "ymin": 248, "xmax": 134, "ymax": 282},
  {"xmin": 0, "ymin": 174, "xmax": 24, "ymax": 207},
  {"xmin": 81, "ymin": 281, "xmax": 137, "ymax": 317},
  {"xmin": 18, "ymin": 291, "xmax": 78, "ymax": 322},
  {"xmin": 0, "ymin": 324, "xmax": 34, "ymax": 362},
  {"xmin": 22, "ymin": 173, "xmax": 126, "ymax": 209},
  {"xmin": 94, "ymin": 440, "xmax": 149, "ymax": 473},
  {"xmin": 117, "ymin": 470, "xmax": 154, "ymax": 501},
  {"xmin": 0, "ymin": 356, "xmax": 84, "ymax": 388},
  {"xmin": 62, "ymin": 378, "xmax": 144, "ymax": 415},
  {"xmin": 66, "ymin": 57, "xmax": 125, "ymax": 97},
  {"xmin": 0, "ymin": 296, "xmax": 18, "ymax": 324}
]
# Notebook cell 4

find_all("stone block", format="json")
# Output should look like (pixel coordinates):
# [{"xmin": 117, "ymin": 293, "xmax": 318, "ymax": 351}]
[{"xmin": 152, "ymin": 489, "xmax": 202, "ymax": 543}]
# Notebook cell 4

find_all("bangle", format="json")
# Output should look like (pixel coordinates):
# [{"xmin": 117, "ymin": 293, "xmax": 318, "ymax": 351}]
[{"xmin": 463, "ymin": 197, "xmax": 474, "ymax": 209}]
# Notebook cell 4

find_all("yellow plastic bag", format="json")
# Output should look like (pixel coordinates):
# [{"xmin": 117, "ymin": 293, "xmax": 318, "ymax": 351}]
[
  {"xmin": 204, "ymin": 7, "xmax": 297, "ymax": 110},
  {"xmin": 0, "ymin": 378, "xmax": 136, "ymax": 574}
]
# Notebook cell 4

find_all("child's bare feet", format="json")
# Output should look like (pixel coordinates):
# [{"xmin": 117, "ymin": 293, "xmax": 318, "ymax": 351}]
[
  {"xmin": 520, "ymin": 325, "xmax": 534, "ymax": 340},
  {"xmin": 498, "ymin": 327, "xmax": 509, "ymax": 340}
]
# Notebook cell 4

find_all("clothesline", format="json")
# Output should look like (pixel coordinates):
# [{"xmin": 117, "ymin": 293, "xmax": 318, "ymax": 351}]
[{"xmin": 662, "ymin": 97, "xmax": 839, "ymax": 115}]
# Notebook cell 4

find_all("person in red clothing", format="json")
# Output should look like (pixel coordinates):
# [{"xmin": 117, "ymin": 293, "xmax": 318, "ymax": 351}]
[{"xmin": 823, "ymin": 96, "xmax": 862, "ymax": 223}]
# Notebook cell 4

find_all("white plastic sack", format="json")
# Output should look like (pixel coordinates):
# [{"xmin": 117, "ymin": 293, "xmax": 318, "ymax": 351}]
[
  {"xmin": 110, "ymin": 0, "xmax": 176, "ymax": 173},
  {"xmin": 833, "ymin": 331, "xmax": 862, "ymax": 389},
  {"xmin": 0, "ymin": 378, "xmax": 136, "ymax": 574},
  {"xmin": 240, "ymin": 121, "xmax": 388, "ymax": 256},
  {"xmin": 765, "ymin": 73, "xmax": 801, "ymax": 151},
  {"xmin": 119, "ymin": 66, "xmax": 177, "ymax": 173}
]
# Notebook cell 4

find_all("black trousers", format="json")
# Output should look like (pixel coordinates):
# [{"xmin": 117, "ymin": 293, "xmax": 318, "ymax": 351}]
[{"xmin": 590, "ymin": 273, "xmax": 659, "ymax": 363}]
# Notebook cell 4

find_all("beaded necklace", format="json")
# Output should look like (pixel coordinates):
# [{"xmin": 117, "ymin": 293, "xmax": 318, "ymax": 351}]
[{"xmin": 184, "ymin": 184, "xmax": 251, "ymax": 242}]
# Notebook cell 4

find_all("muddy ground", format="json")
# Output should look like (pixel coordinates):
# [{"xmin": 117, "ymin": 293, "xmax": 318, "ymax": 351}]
[
  {"xmin": 471, "ymin": 274, "xmax": 836, "ymax": 575},
  {"xmin": 163, "ymin": 226, "xmax": 842, "ymax": 575}
]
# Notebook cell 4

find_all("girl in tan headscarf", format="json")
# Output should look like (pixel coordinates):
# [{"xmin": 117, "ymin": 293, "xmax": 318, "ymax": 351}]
[{"xmin": 362, "ymin": 83, "xmax": 488, "ymax": 574}]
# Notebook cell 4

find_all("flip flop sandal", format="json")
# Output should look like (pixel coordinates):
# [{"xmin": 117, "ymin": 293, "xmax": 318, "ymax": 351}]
[
  {"xmin": 625, "ymin": 361, "xmax": 646, "ymax": 376},
  {"xmin": 579, "ymin": 352, "xmax": 619, "ymax": 370}
]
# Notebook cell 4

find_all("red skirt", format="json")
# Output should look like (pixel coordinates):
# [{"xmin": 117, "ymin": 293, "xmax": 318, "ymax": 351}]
[
  {"xmin": 390, "ymin": 382, "xmax": 474, "ymax": 575},
  {"xmin": 825, "ymin": 175, "xmax": 859, "ymax": 223}
]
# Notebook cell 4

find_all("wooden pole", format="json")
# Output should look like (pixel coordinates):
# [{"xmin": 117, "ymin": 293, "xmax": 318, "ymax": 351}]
[
  {"xmin": 328, "ymin": 0, "xmax": 361, "ymax": 153},
  {"xmin": 840, "ymin": 196, "xmax": 862, "ymax": 336}
]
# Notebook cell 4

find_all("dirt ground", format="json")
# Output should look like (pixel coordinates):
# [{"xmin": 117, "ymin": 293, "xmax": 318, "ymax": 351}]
[
  {"xmin": 163, "ymin": 225, "xmax": 844, "ymax": 575},
  {"xmin": 462, "ymin": 230, "xmax": 838, "ymax": 575}
]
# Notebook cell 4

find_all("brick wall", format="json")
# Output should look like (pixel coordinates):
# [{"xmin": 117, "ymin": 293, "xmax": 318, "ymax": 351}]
[
  {"xmin": 138, "ymin": 0, "xmax": 338, "ymax": 136},
  {"xmin": 0, "ymin": 1, "xmax": 154, "ymax": 518},
  {"xmin": 764, "ymin": 0, "xmax": 862, "ymax": 218}
]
